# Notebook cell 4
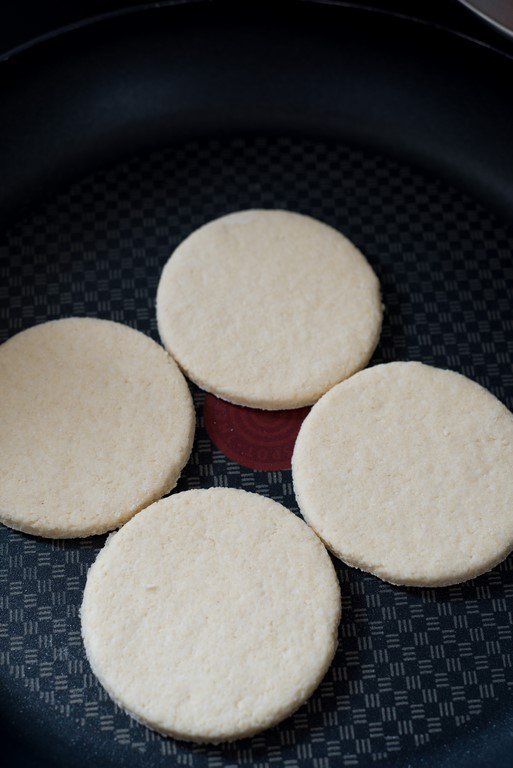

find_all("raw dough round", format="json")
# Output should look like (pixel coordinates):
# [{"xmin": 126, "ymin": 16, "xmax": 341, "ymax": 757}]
[
  {"xmin": 0, "ymin": 318, "xmax": 195, "ymax": 538},
  {"xmin": 81, "ymin": 488, "xmax": 341, "ymax": 743},
  {"xmin": 292, "ymin": 361, "xmax": 513, "ymax": 587},
  {"xmin": 157, "ymin": 210, "xmax": 382, "ymax": 409}
]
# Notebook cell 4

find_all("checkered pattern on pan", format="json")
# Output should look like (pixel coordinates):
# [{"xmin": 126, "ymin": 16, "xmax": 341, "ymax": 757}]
[{"xmin": 0, "ymin": 136, "xmax": 512, "ymax": 768}]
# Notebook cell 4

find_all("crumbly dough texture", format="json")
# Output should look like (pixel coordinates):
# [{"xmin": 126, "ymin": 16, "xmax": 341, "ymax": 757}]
[
  {"xmin": 157, "ymin": 210, "xmax": 382, "ymax": 409},
  {"xmin": 292, "ymin": 361, "xmax": 513, "ymax": 587},
  {"xmin": 81, "ymin": 488, "xmax": 341, "ymax": 743},
  {"xmin": 0, "ymin": 318, "xmax": 195, "ymax": 538}
]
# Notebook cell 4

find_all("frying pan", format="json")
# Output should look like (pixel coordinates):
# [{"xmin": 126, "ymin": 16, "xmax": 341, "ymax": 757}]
[{"xmin": 1, "ymin": 2, "xmax": 513, "ymax": 767}]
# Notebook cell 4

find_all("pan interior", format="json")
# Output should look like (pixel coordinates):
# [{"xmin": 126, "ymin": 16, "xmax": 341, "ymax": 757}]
[{"xmin": 1, "ymin": 135, "xmax": 513, "ymax": 768}]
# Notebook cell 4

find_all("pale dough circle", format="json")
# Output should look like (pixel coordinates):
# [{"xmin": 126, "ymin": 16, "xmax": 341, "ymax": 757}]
[
  {"xmin": 81, "ymin": 488, "xmax": 341, "ymax": 743},
  {"xmin": 292, "ymin": 361, "xmax": 513, "ymax": 587},
  {"xmin": 157, "ymin": 210, "xmax": 382, "ymax": 409},
  {"xmin": 0, "ymin": 318, "xmax": 195, "ymax": 538}
]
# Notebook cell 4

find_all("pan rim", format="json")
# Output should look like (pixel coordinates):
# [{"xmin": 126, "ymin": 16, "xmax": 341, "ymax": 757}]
[{"xmin": 1, "ymin": 0, "xmax": 512, "ymax": 66}]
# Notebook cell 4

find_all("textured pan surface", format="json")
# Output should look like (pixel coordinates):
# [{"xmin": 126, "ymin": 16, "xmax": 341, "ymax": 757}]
[{"xmin": 1, "ymin": 135, "xmax": 512, "ymax": 768}]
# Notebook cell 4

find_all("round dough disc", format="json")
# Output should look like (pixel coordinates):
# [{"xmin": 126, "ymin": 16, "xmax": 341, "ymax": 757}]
[
  {"xmin": 157, "ymin": 210, "xmax": 382, "ymax": 409},
  {"xmin": 292, "ymin": 361, "xmax": 513, "ymax": 587},
  {"xmin": 0, "ymin": 318, "xmax": 195, "ymax": 538},
  {"xmin": 81, "ymin": 488, "xmax": 341, "ymax": 743}
]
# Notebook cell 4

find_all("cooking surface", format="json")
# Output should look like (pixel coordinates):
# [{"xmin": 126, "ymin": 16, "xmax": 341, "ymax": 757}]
[{"xmin": 1, "ymin": 135, "xmax": 513, "ymax": 767}]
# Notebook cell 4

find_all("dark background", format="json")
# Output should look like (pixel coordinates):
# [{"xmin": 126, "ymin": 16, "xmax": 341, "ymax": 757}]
[{"xmin": 0, "ymin": 0, "xmax": 512, "ymax": 56}]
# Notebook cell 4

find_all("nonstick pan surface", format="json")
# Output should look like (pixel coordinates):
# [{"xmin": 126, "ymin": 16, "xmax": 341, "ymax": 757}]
[{"xmin": 1, "ymin": 3, "xmax": 513, "ymax": 767}]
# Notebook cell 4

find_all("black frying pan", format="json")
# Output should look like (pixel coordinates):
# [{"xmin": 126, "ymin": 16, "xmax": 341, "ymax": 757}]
[{"xmin": 1, "ymin": 3, "xmax": 513, "ymax": 767}]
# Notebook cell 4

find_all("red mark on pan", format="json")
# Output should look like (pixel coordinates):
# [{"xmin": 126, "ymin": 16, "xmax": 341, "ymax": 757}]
[{"xmin": 203, "ymin": 394, "xmax": 310, "ymax": 471}]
